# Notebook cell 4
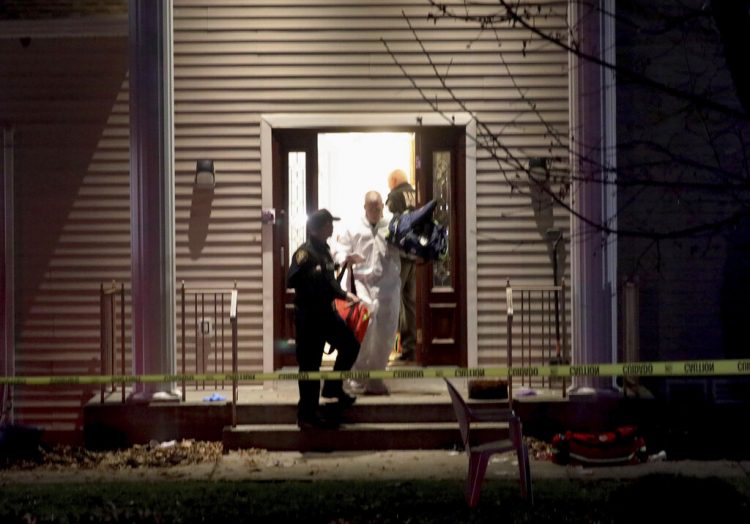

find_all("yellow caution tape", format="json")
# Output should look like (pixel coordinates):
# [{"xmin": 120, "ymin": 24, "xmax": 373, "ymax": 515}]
[{"xmin": 1, "ymin": 359, "xmax": 749, "ymax": 385}]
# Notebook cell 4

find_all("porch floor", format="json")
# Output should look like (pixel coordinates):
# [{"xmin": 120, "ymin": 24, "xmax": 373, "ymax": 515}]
[
  {"xmin": 83, "ymin": 369, "xmax": 750, "ymax": 458},
  {"xmin": 84, "ymin": 366, "xmax": 567, "ymax": 451},
  {"xmin": 179, "ymin": 374, "xmax": 561, "ymax": 405}
]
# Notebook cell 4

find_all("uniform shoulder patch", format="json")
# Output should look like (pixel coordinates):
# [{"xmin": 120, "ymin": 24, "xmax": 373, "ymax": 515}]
[{"xmin": 295, "ymin": 249, "xmax": 309, "ymax": 265}]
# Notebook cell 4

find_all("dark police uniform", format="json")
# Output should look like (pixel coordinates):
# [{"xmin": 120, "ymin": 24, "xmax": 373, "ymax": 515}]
[
  {"xmin": 287, "ymin": 236, "xmax": 360, "ymax": 425},
  {"xmin": 386, "ymin": 181, "xmax": 418, "ymax": 361},
  {"xmin": 386, "ymin": 181, "xmax": 417, "ymax": 215}
]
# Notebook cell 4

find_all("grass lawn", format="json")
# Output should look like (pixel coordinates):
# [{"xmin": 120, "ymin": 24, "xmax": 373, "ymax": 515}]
[{"xmin": 1, "ymin": 475, "xmax": 749, "ymax": 523}]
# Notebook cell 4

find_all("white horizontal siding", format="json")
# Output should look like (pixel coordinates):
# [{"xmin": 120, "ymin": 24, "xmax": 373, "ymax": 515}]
[
  {"xmin": 172, "ymin": 0, "xmax": 570, "ymax": 369},
  {"xmin": 5, "ymin": 1, "xmax": 570, "ymax": 439},
  {"xmin": 1, "ymin": 35, "xmax": 131, "ymax": 436}
]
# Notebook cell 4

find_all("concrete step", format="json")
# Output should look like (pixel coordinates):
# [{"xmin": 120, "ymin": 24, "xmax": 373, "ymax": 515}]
[
  {"xmin": 234, "ymin": 399, "xmax": 509, "ymax": 425},
  {"xmin": 223, "ymin": 421, "xmax": 510, "ymax": 452},
  {"xmin": 83, "ymin": 396, "xmax": 510, "ymax": 449},
  {"xmin": 234, "ymin": 402, "xmax": 454, "ymax": 425}
]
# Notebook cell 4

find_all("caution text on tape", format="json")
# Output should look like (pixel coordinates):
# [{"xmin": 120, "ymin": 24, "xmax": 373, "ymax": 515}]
[{"xmin": 1, "ymin": 359, "xmax": 749, "ymax": 385}]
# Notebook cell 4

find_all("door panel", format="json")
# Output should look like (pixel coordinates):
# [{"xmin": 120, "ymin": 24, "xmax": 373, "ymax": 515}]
[
  {"xmin": 415, "ymin": 127, "xmax": 467, "ymax": 366},
  {"xmin": 272, "ymin": 130, "xmax": 318, "ymax": 369}
]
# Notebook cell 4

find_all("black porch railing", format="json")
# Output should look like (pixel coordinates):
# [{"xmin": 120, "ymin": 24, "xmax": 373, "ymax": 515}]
[
  {"xmin": 99, "ymin": 281, "xmax": 125, "ymax": 403},
  {"xmin": 178, "ymin": 282, "xmax": 238, "ymax": 402},
  {"xmin": 99, "ymin": 277, "xmax": 569, "ymax": 414},
  {"xmin": 98, "ymin": 281, "xmax": 239, "ymax": 405},
  {"xmin": 506, "ymin": 278, "xmax": 568, "ymax": 403},
  {"xmin": 230, "ymin": 287, "xmax": 238, "ymax": 428}
]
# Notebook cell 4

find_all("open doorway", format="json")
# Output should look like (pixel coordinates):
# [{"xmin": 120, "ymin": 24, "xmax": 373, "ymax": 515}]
[
  {"xmin": 318, "ymin": 132, "xmax": 414, "ymax": 235},
  {"xmin": 318, "ymin": 132, "xmax": 415, "ymax": 363},
  {"xmin": 286, "ymin": 132, "xmax": 416, "ymax": 271},
  {"xmin": 270, "ymin": 124, "xmax": 467, "ymax": 371}
]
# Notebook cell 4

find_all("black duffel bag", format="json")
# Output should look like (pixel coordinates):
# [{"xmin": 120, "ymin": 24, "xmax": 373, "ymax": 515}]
[{"xmin": 386, "ymin": 199, "xmax": 447, "ymax": 261}]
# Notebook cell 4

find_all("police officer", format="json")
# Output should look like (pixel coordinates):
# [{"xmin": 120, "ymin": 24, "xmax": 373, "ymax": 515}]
[
  {"xmin": 287, "ymin": 209, "xmax": 360, "ymax": 429},
  {"xmin": 386, "ymin": 169, "xmax": 418, "ymax": 363}
]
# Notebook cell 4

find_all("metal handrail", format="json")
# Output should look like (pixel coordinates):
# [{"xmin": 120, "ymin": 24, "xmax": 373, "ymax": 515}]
[
  {"xmin": 506, "ymin": 278, "xmax": 568, "ymax": 402},
  {"xmin": 506, "ymin": 280, "xmax": 514, "ymax": 404},
  {"xmin": 99, "ymin": 281, "xmax": 239, "ymax": 408},
  {"xmin": 179, "ymin": 282, "xmax": 238, "ymax": 402},
  {"xmin": 230, "ymin": 287, "xmax": 238, "ymax": 428},
  {"xmin": 99, "ymin": 281, "xmax": 125, "ymax": 403}
]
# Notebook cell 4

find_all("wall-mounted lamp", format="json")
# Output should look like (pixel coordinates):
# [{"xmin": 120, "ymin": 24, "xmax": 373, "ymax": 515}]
[
  {"xmin": 528, "ymin": 157, "xmax": 549, "ymax": 176},
  {"xmin": 195, "ymin": 159, "xmax": 215, "ymax": 189}
]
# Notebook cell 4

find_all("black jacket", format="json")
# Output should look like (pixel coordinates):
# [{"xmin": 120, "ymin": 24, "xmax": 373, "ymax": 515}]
[
  {"xmin": 386, "ymin": 181, "xmax": 416, "ymax": 215},
  {"xmin": 287, "ymin": 237, "xmax": 348, "ymax": 308}
]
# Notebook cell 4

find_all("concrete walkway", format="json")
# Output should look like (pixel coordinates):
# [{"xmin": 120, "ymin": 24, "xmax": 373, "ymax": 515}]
[{"xmin": 2, "ymin": 450, "xmax": 749, "ymax": 484}]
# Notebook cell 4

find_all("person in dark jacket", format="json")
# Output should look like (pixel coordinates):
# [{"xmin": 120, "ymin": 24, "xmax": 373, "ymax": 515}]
[
  {"xmin": 386, "ymin": 169, "xmax": 418, "ymax": 363},
  {"xmin": 287, "ymin": 209, "xmax": 360, "ymax": 429}
]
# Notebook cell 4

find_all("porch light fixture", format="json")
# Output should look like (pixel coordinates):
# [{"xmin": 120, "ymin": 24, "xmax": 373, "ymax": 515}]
[
  {"xmin": 528, "ymin": 157, "xmax": 548, "ymax": 176},
  {"xmin": 195, "ymin": 159, "xmax": 215, "ymax": 189}
]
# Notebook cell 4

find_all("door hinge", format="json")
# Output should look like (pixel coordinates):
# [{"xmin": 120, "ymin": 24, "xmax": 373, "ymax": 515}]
[{"xmin": 416, "ymin": 328, "xmax": 423, "ymax": 344}]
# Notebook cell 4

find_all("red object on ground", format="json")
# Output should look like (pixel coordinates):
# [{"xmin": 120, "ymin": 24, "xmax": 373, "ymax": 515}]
[{"xmin": 551, "ymin": 426, "xmax": 647, "ymax": 466}]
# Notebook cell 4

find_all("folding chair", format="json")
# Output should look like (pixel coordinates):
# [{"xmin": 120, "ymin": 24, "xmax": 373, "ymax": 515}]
[{"xmin": 445, "ymin": 378, "xmax": 533, "ymax": 507}]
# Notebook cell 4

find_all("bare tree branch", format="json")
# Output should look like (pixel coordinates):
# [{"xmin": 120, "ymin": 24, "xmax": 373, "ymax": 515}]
[
  {"xmin": 429, "ymin": 0, "xmax": 749, "ymax": 120},
  {"xmin": 383, "ymin": 5, "xmax": 750, "ymax": 242}
]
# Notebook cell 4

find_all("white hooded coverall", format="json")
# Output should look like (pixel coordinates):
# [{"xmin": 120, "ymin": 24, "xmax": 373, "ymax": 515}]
[{"xmin": 335, "ymin": 216, "xmax": 401, "ymax": 394}]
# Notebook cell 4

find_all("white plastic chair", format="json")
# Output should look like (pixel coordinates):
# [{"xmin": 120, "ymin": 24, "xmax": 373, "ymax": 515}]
[{"xmin": 445, "ymin": 378, "xmax": 533, "ymax": 507}]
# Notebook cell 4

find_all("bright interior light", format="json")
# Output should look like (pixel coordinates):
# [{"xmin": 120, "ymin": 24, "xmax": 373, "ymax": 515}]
[{"xmin": 318, "ymin": 132, "xmax": 415, "ymax": 240}]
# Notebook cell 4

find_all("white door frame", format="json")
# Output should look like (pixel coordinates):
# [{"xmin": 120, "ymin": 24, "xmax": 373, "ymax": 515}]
[{"xmin": 260, "ymin": 113, "xmax": 478, "ymax": 375}]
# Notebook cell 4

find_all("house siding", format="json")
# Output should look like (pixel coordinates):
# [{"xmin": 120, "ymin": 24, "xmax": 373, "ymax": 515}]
[
  {"xmin": 172, "ymin": 0, "xmax": 571, "ymax": 371},
  {"xmin": 2, "ymin": 0, "xmax": 570, "ymax": 439},
  {"xmin": 0, "ymin": 36, "xmax": 130, "ymax": 438}
]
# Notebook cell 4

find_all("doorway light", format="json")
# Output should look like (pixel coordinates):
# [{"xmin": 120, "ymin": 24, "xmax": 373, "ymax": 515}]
[
  {"xmin": 195, "ymin": 159, "xmax": 215, "ymax": 189},
  {"xmin": 317, "ymin": 132, "xmax": 414, "ymax": 231}
]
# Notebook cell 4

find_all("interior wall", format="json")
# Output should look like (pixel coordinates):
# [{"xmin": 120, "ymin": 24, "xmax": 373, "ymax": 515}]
[{"xmin": 318, "ymin": 132, "xmax": 413, "ymax": 236}]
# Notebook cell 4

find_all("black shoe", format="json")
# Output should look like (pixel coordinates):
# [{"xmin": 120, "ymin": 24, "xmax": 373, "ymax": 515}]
[
  {"xmin": 393, "ymin": 353, "xmax": 414, "ymax": 364},
  {"xmin": 396, "ymin": 351, "xmax": 415, "ymax": 362},
  {"xmin": 297, "ymin": 415, "xmax": 340, "ymax": 430},
  {"xmin": 321, "ymin": 389, "xmax": 357, "ymax": 408},
  {"xmin": 335, "ymin": 391, "xmax": 357, "ymax": 408}
]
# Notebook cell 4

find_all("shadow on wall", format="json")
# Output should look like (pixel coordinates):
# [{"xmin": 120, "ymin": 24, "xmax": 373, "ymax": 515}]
[
  {"xmin": 720, "ymin": 217, "xmax": 750, "ymax": 359},
  {"xmin": 188, "ymin": 185, "xmax": 214, "ymax": 259},
  {"xmin": 528, "ymin": 166, "xmax": 567, "ymax": 286},
  {"xmin": 6, "ymin": 37, "xmax": 130, "ymax": 326},
  {"xmin": 13, "ymin": 41, "xmax": 130, "ymax": 327},
  {"xmin": 2, "ymin": 36, "xmax": 130, "ymax": 435}
]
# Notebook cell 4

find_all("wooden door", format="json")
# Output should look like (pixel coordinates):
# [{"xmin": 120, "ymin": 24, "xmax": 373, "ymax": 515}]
[
  {"xmin": 414, "ymin": 127, "xmax": 467, "ymax": 366},
  {"xmin": 272, "ymin": 130, "xmax": 318, "ymax": 369}
]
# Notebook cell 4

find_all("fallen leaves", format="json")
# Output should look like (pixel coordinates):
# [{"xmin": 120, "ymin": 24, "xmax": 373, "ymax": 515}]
[{"xmin": 2, "ymin": 440, "xmax": 228, "ymax": 471}]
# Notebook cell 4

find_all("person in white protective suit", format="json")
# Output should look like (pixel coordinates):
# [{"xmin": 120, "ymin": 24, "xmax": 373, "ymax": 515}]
[{"xmin": 334, "ymin": 191, "xmax": 401, "ymax": 395}]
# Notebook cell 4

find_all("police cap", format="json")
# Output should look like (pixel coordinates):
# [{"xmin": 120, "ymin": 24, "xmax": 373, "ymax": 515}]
[{"xmin": 307, "ymin": 208, "xmax": 340, "ymax": 230}]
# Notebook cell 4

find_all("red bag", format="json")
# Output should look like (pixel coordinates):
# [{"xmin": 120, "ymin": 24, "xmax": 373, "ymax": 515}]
[
  {"xmin": 334, "ymin": 262, "xmax": 371, "ymax": 343},
  {"xmin": 335, "ymin": 298, "xmax": 370, "ymax": 343},
  {"xmin": 551, "ymin": 426, "xmax": 647, "ymax": 466}
]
